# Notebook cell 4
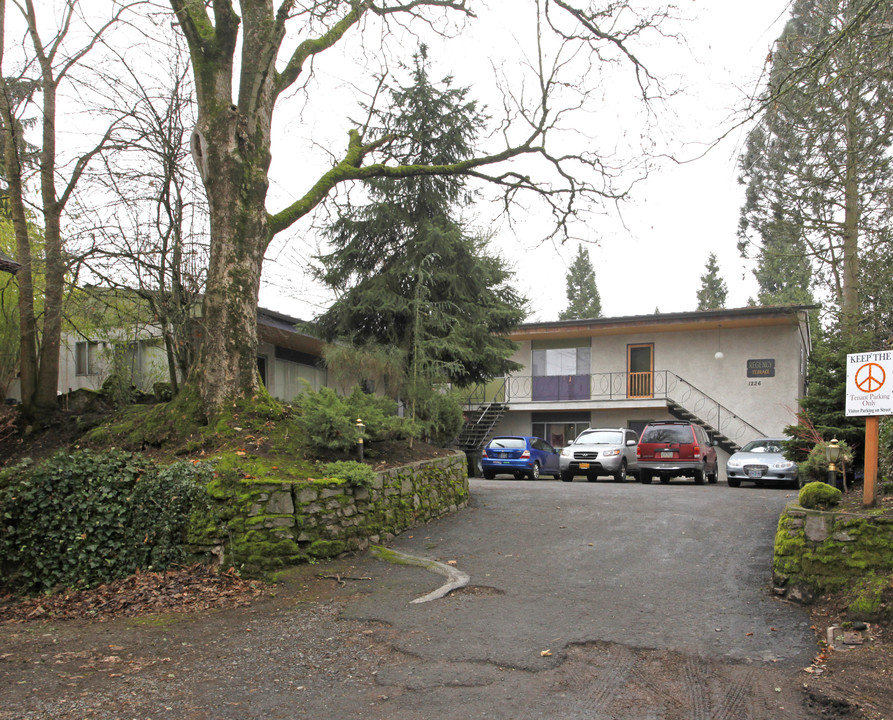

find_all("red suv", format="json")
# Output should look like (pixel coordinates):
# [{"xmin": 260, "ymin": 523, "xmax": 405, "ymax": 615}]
[{"xmin": 637, "ymin": 421, "xmax": 718, "ymax": 485}]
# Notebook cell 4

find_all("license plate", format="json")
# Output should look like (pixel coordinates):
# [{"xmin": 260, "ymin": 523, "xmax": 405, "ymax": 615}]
[
  {"xmin": 579, "ymin": 463, "xmax": 590, "ymax": 469},
  {"xmin": 747, "ymin": 468, "xmax": 763, "ymax": 478},
  {"xmin": 660, "ymin": 451, "xmax": 674, "ymax": 458}
]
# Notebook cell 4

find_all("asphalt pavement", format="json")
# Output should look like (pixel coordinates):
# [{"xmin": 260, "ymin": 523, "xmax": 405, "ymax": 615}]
[{"xmin": 346, "ymin": 478, "xmax": 814, "ymax": 669}]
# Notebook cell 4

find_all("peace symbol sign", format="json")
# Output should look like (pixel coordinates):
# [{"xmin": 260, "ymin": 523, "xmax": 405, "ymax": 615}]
[{"xmin": 856, "ymin": 362, "xmax": 886, "ymax": 393}]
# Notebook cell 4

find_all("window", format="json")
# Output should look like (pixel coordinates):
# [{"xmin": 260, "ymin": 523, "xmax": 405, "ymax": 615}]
[
  {"xmin": 75, "ymin": 341, "xmax": 99, "ymax": 376},
  {"xmin": 575, "ymin": 429, "xmax": 624, "ymax": 445},
  {"xmin": 531, "ymin": 342, "xmax": 591, "ymax": 401},
  {"xmin": 532, "ymin": 412, "xmax": 590, "ymax": 448},
  {"xmin": 532, "ymin": 346, "xmax": 591, "ymax": 376}
]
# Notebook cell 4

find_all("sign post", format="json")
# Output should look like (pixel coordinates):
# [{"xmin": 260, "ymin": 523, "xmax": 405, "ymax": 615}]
[{"xmin": 845, "ymin": 351, "xmax": 893, "ymax": 507}]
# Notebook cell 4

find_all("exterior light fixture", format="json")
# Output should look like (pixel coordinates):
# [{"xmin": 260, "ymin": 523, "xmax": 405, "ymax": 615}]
[
  {"xmin": 714, "ymin": 324, "xmax": 724, "ymax": 360},
  {"xmin": 825, "ymin": 437, "xmax": 841, "ymax": 488},
  {"xmin": 356, "ymin": 418, "xmax": 365, "ymax": 462}
]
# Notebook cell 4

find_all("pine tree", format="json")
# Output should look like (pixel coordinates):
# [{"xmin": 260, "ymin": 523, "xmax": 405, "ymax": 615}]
[
  {"xmin": 558, "ymin": 245, "xmax": 602, "ymax": 320},
  {"xmin": 738, "ymin": 0, "xmax": 893, "ymax": 333},
  {"xmin": 696, "ymin": 253, "xmax": 728, "ymax": 310},
  {"xmin": 313, "ymin": 47, "xmax": 526, "ymax": 390}
]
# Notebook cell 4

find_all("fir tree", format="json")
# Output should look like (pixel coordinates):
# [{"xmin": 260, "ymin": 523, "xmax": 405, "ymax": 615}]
[
  {"xmin": 559, "ymin": 245, "xmax": 602, "ymax": 320},
  {"xmin": 696, "ymin": 253, "xmax": 728, "ymax": 310},
  {"xmin": 738, "ymin": 0, "xmax": 893, "ymax": 333},
  {"xmin": 313, "ymin": 47, "xmax": 526, "ymax": 390}
]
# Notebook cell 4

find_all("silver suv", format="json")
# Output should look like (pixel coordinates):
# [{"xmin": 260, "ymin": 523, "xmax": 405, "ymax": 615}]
[{"xmin": 559, "ymin": 427, "xmax": 639, "ymax": 482}]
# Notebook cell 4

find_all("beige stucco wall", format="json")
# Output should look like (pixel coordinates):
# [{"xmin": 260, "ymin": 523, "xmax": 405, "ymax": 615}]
[
  {"xmin": 501, "ymin": 320, "xmax": 806, "ymax": 440},
  {"xmin": 56, "ymin": 332, "xmax": 169, "ymax": 396},
  {"xmin": 258, "ymin": 340, "xmax": 326, "ymax": 402}
]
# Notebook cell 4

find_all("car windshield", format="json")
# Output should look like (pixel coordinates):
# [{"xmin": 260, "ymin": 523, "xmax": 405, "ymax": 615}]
[
  {"xmin": 576, "ymin": 430, "xmax": 623, "ymax": 445},
  {"xmin": 741, "ymin": 440, "xmax": 783, "ymax": 453},
  {"xmin": 641, "ymin": 426, "xmax": 692, "ymax": 444},
  {"xmin": 488, "ymin": 438, "xmax": 526, "ymax": 449}
]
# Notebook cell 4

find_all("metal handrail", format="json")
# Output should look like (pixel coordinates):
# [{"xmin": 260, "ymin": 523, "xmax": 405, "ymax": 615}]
[{"xmin": 460, "ymin": 370, "xmax": 765, "ymax": 447}]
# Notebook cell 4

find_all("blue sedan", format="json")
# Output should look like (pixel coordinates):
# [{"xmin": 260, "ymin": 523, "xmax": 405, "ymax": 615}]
[{"xmin": 481, "ymin": 436, "xmax": 561, "ymax": 480}]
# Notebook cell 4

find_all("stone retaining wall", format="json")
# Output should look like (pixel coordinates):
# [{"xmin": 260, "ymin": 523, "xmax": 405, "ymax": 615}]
[
  {"xmin": 773, "ymin": 503, "xmax": 893, "ymax": 604},
  {"xmin": 191, "ymin": 452, "xmax": 469, "ymax": 574}
]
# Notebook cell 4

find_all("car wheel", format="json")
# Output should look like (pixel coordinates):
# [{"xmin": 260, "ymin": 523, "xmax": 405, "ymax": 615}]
[
  {"xmin": 528, "ymin": 462, "xmax": 541, "ymax": 481},
  {"xmin": 587, "ymin": 474, "xmax": 598, "ymax": 482},
  {"xmin": 514, "ymin": 471, "xmax": 525, "ymax": 480},
  {"xmin": 613, "ymin": 459, "xmax": 627, "ymax": 483},
  {"xmin": 560, "ymin": 471, "xmax": 574, "ymax": 482},
  {"xmin": 483, "ymin": 470, "xmax": 495, "ymax": 480},
  {"xmin": 693, "ymin": 467, "xmax": 706, "ymax": 485},
  {"xmin": 707, "ymin": 468, "xmax": 718, "ymax": 484},
  {"xmin": 639, "ymin": 470, "xmax": 652, "ymax": 484},
  {"xmin": 660, "ymin": 475, "xmax": 670, "ymax": 484},
  {"xmin": 727, "ymin": 476, "xmax": 741, "ymax": 488}
]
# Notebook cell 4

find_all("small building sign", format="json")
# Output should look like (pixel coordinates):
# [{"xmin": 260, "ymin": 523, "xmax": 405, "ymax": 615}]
[
  {"xmin": 747, "ymin": 359, "xmax": 775, "ymax": 378},
  {"xmin": 846, "ymin": 351, "xmax": 893, "ymax": 416}
]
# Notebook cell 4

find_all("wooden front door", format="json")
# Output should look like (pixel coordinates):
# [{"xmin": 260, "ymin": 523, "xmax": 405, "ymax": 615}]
[{"xmin": 627, "ymin": 344, "xmax": 653, "ymax": 398}]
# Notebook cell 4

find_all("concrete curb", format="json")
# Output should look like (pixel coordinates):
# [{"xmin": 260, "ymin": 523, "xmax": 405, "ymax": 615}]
[{"xmin": 370, "ymin": 545, "xmax": 470, "ymax": 604}]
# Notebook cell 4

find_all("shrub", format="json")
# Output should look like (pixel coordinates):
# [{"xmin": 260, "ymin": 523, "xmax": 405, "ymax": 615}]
[
  {"xmin": 321, "ymin": 460, "xmax": 377, "ymax": 488},
  {"xmin": 0, "ymin": 449, "xmax": 210, "ymax": 593},
  {"xmin": 413, "ymin": 386, "xmax": 464, "ymax": 444},
  {"xmin": 345, "ymin": 386, "xmax": 412, "ymax": 442},
  {"xmin": 797, "ymin": 439, "xmax": 853, "ymax": 485},
  {"xmin": 294, "ymin": 385, "xmax": 415, "ymax": 454},
  {"xmin": 880, "ymin": 417, "xmax": 893, "ymax": 483},
  {"xmin": 294, "ymin": 386, "xmax": 358, "ymax": 453},
  {"xmin": 798, "ymin": 481, "xmax": 842, "ymax": 509}
]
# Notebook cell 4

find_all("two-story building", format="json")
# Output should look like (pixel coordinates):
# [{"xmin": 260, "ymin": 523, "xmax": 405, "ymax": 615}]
[{"xmin": 459, "ymin": 305, "xmax": 814, "ymax": 464}]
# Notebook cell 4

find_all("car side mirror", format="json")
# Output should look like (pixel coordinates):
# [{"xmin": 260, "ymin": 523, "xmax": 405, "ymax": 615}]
[{"xmin": 626, "ymin": 439, "xmax": 637, "ymax": 446}]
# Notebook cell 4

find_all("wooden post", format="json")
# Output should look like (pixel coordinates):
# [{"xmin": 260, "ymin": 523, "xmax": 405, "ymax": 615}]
[{"xmin": 864, "ymin": 416, "xmax": 879, "ymax": 507}]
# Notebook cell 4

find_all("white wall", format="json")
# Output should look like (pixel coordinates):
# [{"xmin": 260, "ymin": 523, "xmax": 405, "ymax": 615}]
[{"xmin": 503, "ymin": 321, "xmax": 805, "ymax": 438}]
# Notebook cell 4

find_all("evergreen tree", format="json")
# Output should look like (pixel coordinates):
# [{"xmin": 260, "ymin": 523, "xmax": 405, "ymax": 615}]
[
  {"xmin": 559, "ymin": 245, "xmax": 602, "ymax": 320},
  {"xmin": 784, "ymin": 323, "xmax": 875, "ymax": 466},
  {"xmin": 738, "ymin": 0, "xmax": 893, "ymax": 333},
  {"xmin": 313, "ymin": 48, "xmax": 526, "ymax": 391},
  {"xmin": 696, "ymin": 253, "xmax": 728, "ymax": 310}
]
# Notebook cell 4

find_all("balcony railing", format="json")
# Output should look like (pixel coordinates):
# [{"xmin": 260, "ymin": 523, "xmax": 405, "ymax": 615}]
[{"xmin": 462, "ymin": 371, "xmax": 765, "ymax": 449}]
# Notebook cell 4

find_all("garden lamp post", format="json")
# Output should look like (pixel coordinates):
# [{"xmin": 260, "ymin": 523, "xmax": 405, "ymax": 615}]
[
  {"xmin": 356, "ymin": 418, "xmax": 365, "ymax": 462},
  {"xmin": 825, "ymin": 438, "xmax": 841, "ymax": 489}
]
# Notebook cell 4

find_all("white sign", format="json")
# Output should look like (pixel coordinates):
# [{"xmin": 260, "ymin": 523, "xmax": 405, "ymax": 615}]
[{"xmin": 846, "ymin": 351, "xmax": 893, "ymax": 416}]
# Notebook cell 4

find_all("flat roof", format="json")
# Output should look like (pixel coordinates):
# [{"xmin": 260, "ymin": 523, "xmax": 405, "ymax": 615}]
[{"xmin": 511, "ymin": 305, "xmax": 817, "ymax": 340}]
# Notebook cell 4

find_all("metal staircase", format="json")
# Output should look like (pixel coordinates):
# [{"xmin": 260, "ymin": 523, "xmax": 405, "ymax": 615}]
[
  {"xmin": 661, "ymin": 372, "xmax": 765, "ymax": 454},
  {"xmin": 451, "ymin": 371, "xmax": 765, "ymax": 457},
  {"xmin": 454, "ymin": 402, "xmax": 508, "ymax": 452}
]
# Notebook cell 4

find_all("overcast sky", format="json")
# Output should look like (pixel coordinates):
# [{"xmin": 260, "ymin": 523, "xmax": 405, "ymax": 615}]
[{"xmin": 257, "ymin": 1, "xmax": 794, "ymax": 323}]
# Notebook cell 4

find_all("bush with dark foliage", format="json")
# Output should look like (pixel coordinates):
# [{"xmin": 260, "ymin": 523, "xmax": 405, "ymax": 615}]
[{"xmin": 0, "ymin": 449, "xmax": 209, "ymax": 594}]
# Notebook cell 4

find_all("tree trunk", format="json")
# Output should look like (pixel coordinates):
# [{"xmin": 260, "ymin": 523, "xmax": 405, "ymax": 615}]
[
  {"xmin": 841, "ymin": 90, "xmax": 861, "ymax": 337},
  {"xmin": 188, "ymin": 104, "xmax": 273, "ymax": 418}
]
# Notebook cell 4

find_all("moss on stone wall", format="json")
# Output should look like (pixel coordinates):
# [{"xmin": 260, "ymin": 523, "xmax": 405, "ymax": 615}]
[
  {"xmin": 773, "ymin": 503, "xmax": 893, "ymax": 607},
  {"xmin": 188, "ymin": 451, "xmax": 468, "ymax": 576}
]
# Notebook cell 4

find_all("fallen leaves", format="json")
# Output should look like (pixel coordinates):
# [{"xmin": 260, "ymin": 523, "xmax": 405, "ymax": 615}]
[{"xmin": 0, "ymin": 565, "xmax": 265, "ymax": 624}]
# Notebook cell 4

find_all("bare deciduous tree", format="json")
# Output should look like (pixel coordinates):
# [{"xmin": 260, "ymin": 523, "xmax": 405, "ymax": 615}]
[
  {"xmin": 0, "ymin": 0, "xmax": 141, "ymax": 420},
  {"xmin": 167, "ymin": 0, "xmax": 675, "ymax": 418},
  {"xmin": 84, "ymin": 36, "xmax": 208, "ymax": 395}
]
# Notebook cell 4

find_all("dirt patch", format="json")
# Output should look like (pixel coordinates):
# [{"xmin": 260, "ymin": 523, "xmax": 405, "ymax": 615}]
[
  {"xmin": 796, "ymin": 581, "xmax": 893, "ymax": 719},
  {"xmin": 2, "ymin": 561, "xmax": 890, "ymax": 720}
]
